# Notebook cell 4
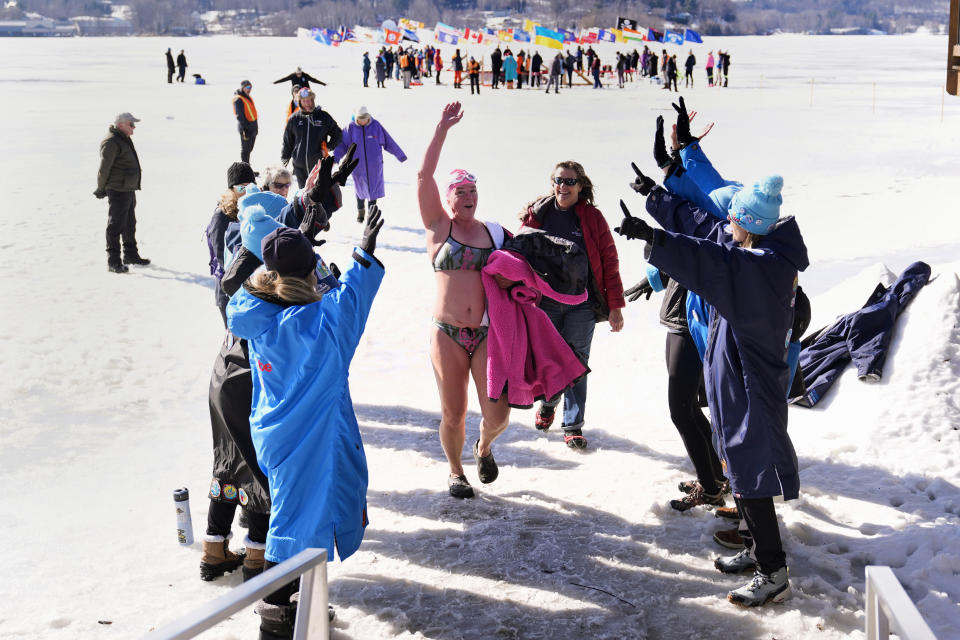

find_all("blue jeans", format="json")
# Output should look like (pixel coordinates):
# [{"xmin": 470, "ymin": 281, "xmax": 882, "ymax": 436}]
[{"xmin": 539, "ymin": 299, "xmax": 596, "ymax": 431}]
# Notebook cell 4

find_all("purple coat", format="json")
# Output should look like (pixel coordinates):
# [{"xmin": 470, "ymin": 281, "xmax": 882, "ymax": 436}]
[{"xmin": 333, "ymin": 118, "xmax": 406, "ymax": 201}]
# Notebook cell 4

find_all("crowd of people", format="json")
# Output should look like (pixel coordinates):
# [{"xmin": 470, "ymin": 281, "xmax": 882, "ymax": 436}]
[
  {"xmin": 100, "ymin": 46, "xmax": 804, "ymax": 634},
  {"xmin": 359, "ymin": 43, "xmax": 731, "ymax": 91}
]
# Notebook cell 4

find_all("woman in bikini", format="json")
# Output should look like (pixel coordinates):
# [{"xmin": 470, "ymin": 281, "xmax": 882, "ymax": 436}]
[{"xmin": 417, "ymin": 102, "xmax": 511, "ymax": 499}]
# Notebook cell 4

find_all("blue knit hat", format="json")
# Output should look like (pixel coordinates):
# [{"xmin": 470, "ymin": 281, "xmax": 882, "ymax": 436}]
[{"xmin": 727, "ymin": 175, "xmax": 784, "ymax": 235}]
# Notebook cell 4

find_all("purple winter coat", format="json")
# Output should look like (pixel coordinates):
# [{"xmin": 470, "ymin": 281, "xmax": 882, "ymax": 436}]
[{"xmin": 333, "ymin": 117, "xmax": 406, "ymax": 201}]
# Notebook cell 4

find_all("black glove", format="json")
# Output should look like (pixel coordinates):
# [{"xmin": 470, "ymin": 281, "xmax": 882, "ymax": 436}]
[
  {"xmin": 624, "ymin": 278, "xmax": 654, "ymax": 302},
  {"xmin": 654, "ymin": 116, "xmax": 672, "ymax": 169},
  {"xmin": 331, "ymin": 143, "xmax": 359, "ymax": 187},
  {"xmin": 281, "ymin": 157, "xmax": 290, "ymax": 168},
  {"xmin": 307, "ymin": 156, "xmax": 335, "ymax": 204},
  {"xmin": 628, "ymin": 163, "xmax": 656, "ymax": 197},
  {"xmin": 615, "ymin": 200, "xmax": 654, "ymax": 243},
  {"xmin": 672, "ymin": 96, "xmax": 698, "ymax": 147},
  {"xmin": 329, "ymin": 262, "xmax": 341, "ymax": 280},
  {"xmin": 93, "ymin": 189, "xmax": 107, "ymax": 199},
  {"xmin": 359, "ymin": 205, "xmax": 384, "ymax": 255},
  {"xmin": 299, "ymin": 199, "xmax": 329, "ymax": 245}
]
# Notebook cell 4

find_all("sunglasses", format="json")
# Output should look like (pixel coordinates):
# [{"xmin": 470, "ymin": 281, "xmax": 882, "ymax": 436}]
[
  {"xmin": 272, "ymin": 181, "xmax": 291, "ymax": 189},
  {"xmin": 553, "ymin": 177, "xmax": 578, "ymax": 186}
]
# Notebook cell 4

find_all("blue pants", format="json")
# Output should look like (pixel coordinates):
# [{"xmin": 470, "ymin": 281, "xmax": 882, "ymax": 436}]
[{"xmin": 539, "ymin": 299, "xmax": 596, "ymax": 431}]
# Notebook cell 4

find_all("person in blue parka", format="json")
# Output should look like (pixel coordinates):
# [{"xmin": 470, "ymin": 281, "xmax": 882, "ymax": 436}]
[
  {"xmin": 617, "ymin": 163, "xmax": 808, "ymax": 608},
  {"xmin": 226, "ymin": 209, "xmax": 385, "ymax": 638},
  {"xmin": 334, "ymin": 105, "xmax": 406, "ymax": 224}
]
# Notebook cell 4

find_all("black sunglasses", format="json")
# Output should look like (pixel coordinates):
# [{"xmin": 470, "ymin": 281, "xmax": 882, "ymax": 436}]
[
  {"xmin": 553, "ymin": 177, "xmax": 578, "ymax": 186},
  {"xmin": 272, "ymin": 181, "xmax": 291, "ymax": 188}
]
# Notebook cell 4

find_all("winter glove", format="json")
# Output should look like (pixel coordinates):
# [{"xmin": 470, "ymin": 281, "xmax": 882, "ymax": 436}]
[
  {"xmin": 93, "ymin": 189, "xmax": 107, "ymax": 199},
  {"xmin": 359, "ymin": 205, "xmax": 385, "ymax": 255},
  {"xmin": 624, "ymin": 278, "xmax": 654, "ymax": 302},
  {"xmin": 329, "ymin": 262, "xmax": 341, "ymax": 280},
  {"xmin": 299, "ymin": 199, "xmax": 329, "ymax": 246},
  {"xmin": 628, "ymin": 163, "xmax": 656, "ymax": 197},
  {"xmin": 281, "ymin": 157, "xmax": 290, "ymax": 168},
  {"xmin": 331, "ymin": 143, "xmax": 359, "ymax": 187},
  {"xmin": 672, "ymin": 96, "xmax": 698, "ymax": 147},
  {"xmin": 307, "ymin": 156, "xmax": 335, "ymax": 204},
  {"xmin": 654, "ymin": 116, "xmax": 672, "ymax": 169},
  {"xmin": 615, "ymin": 200, "xmax": 654, "ymax": 243}
]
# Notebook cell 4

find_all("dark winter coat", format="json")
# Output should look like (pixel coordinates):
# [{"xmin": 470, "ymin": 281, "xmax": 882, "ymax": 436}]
[
  {"xmin": 206, "ymin": 205, "xmax": 234, "ymax": 320},
  {"xmin": 501, "ymin": 228, "xmax": 590, "ymax": 297},
  {"xmin": 644, "ymin": 187, "xmax": 809, "ymax": 500},
  {"xmin": 233, "ymin": 89, "xmax": 258, "ymax": 135},
  {"xmin": 96, "ymin": 126, "xmax": 141, "ymax": 193},
  {"xmin": 793, "ymin": 261, "xmax": 930, "ymax": 407},
  {"xmin": 273, "ymin": 71, "xmax": 325, "ymax": 88},
  {"xmin": 165, "ymin": 50, "xmax": 174, "ymax": 70},
  {"xmin": 491, "ymin": 49, "xmax": 502, "ymax": 71},
  {"xmin": 520, "ymin": 196, "xmax": 625, "ymax": 320},
  {"xmin": 685, "ymin": 54, "xmax": 696, "ymax": 71},
  {"xmin": 281, "ymin": 107, "xmax": 343, "ymax": 173},
  {"xmin": 176, "ymin": 53, "xmax": 187, "ymax": 70},
  {"xmin": 453, "ymin": 54, "xmax": 464, "ymax": 71},
  {"xmin": 362, "ymin": 55, "xmax": 371, "ymax": 72},
  {"xmin": 648, "ymin": 54, "xmax": 659, "ymax": 76},
  {"xmin": 375, "ymin": 56, "xmax": 386, "ymax": 81}
]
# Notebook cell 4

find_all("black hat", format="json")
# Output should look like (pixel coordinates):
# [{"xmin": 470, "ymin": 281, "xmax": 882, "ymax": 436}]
[
  {"xmin": 227, "ymin": 162, "xmax": 258, "ymax": 188},
  {"xmin": 262, "ymin": 228, "xmax": 318, "ymax": 279}
]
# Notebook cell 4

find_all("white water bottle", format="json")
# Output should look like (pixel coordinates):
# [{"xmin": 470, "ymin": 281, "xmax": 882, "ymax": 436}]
[{"xmin": 173, "ymin": 487, "xmax": 194, "ymax": 546}]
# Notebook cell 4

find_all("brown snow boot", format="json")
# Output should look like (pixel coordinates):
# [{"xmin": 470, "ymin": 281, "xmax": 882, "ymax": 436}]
[
  {"xmin": 200, "ymin": 533, "xmax": 246, "ymax": 581},
  {"xmin": 243, "ymin": 536, "xmax": 267, "ymax": 582}
]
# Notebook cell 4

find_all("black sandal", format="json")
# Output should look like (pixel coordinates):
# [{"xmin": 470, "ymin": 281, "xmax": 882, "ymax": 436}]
[
  {"xmin": 473, "ymin": 439, "xmax": 499, "ymax": 484},
  {"xmin": 447, "ymin": 474, "xmax": 474, "ymax": 498}
]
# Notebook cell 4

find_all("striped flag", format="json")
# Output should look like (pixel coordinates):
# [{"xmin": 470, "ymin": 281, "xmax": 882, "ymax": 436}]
[{"xmin": 534, "ymin": 26, "xmax": 563, "ymax": 49}]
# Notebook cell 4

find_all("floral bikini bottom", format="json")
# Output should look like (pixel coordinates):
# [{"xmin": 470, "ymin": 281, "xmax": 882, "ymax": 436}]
[{"xmin": 433, "ymin": 319, "xmax": 489, "ymax": 358}]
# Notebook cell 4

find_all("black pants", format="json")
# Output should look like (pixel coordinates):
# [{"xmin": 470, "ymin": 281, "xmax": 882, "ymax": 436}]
[
  {"xmin": 177, "ymin": 67, "xmax": 186, "ymax": 82},
  {"xmin": 567, "ymin": 70, "xmax": 573, "ymax": 87},
  {"xmin": 665, "ymin": 331, "xmax": 723, "ymax": 493},
  {"xmin": 167, "ymin": 68, "xmax": 174, "ymax": 83},
  {"xmin": 469, "ymin": 73, "xmax": 480, "ymax": 94},
  {"xmin": 356, "ymin": 197, "xmax": 377, "ymax": 212},
  {"xmin": 206, "ymin": 499, "xmax": 269, "ymax": 543},
  {"xmin": 491, "ymin": 66, "xmax": 500, "ymax": 87},
  {"xmin": 240, "ymin": 129, "xmax": 257, "ymax": 164},
  {"xmin": 363, "ymin": 69, "xmax": 369, "ymax": 87},
  {"xmin": 263, "ymin": 560, "xmax": 300, "ymax": 605},
  {"xmin": 734, "ymin": 496, "xmax": 786, "ymax": 574},
  {"xmin": 105, "ymin": 190, "xmax": 138, "ymax": 264},
  {"xmin": 293, "ymin": 166, "xmax": 307, "ymax": 189}
]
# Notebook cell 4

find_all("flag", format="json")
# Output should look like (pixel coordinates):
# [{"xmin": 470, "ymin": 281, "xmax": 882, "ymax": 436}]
[
  {"xmin": 484, "ymin": 27, "xmax": 498, "ymax": 40},
  {"xmin": 311, "ymin": 28, "xmax": 331, "ymax": 45},
  {"xmin": 617, "ymin": 17, "xmax": 638, "ymax": 31},
  {"xmin": 463, "ymin": 27, "xmax": 483, "ymax": 44},
  {"xmin": 558, "ymin": 28, "xmax": 576, "ymax": 43},
  {"xmin": 523, "ymin": 19, "xmax": 541, "ymax": 32},
  {"xmin": 384, "ymin": 28, "xmax": 402, "ymax": 45},
  {"xmin": 597, "ymin": 29, "xmax": 616, "ymax": 43},
  {"xmin": 647, "ymin": 28, "xmax": 663, "ymax": 42},
  {"xmin": 499, "ymin": 29, "xmax": 513, "ymax": 42},
  {"xmin": 435, "ymin": 30, "xmax": 458, "ymax": 45},
  {"xmin": 399, "ymin": 18, "xmax": 423, "ymax": 31},
  {"xmin": 340, "ymin": 27, "xmax": 356, "ymax": 42},
  {"xmin": 610, "ymin": 28, "xmax": 624, "ymax": 43},
  {"xmin": 324, "ymin": 28, "xmax": 342, "ymax": 44},
  {"xmin": 580, "ymin": 28, "xmax": 598, "ymax": 44},
  {"xmin": 684, "ymin": 28, "xmax": 703, "ymax": 43},
  {"xmin": 513, "ymin": 29, "xmax": 531, "ymax": 43},
  {"xmin": 664, "ymin": 30, "xmax": 684, "ymax": 45},
  {"xmin": 402, "ymin": 28, "xmax": 419, "ymax": 42},
  {"xmin": 622, "ymin": 27, "xmax": 645, "ymax": 42},
  {"xmin": 534, "ymin": 26, "xmax": 563, "ymax": 49}
]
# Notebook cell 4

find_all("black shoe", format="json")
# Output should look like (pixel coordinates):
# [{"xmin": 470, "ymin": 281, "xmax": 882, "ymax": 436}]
[
  {"xmin": 108, "ymin": 262, "xmax": 129, "ymax": 273},
  {"xmin": 473, "ymin": 439, "xmax": 498, "ymax": 484},
  {"xmin": 447, "ymin": 474, "xmax": 474, "ymax": 498},
  {"xmin": 357, "ymin": 209, "xmax": 365, "ymax": 223},
  {"xmin": 563, "ymin": 429, "xmax": 588, "ymax": 449},
  {"xmin": 122, "ymin": 255, "xmax": 151, "ymax": 265},
  {"xmin": 670, "ymin": 482, "xmax": 725, "ymax": 512}
]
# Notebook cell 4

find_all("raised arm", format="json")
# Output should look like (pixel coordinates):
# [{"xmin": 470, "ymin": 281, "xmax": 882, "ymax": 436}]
[
  {"xmin": 417, "ymin": 102, "xmax": 463, "ymax": 232},
  {"xmin": 273, "ymin": 73, "xmax": 294, "ymax": 85}
]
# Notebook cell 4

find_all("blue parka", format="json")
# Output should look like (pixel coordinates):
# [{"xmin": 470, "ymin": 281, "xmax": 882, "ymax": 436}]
[
  {"xmin": 333, "ymin": 117, "xmax": 406, "ymax": 201},
  {"xmin": 226, "ymin": 248, "xmax": 384, "ymax": 563},
  {"xmin": 644, "ymin": 187, "xmax": 809, "ymax": 500}
]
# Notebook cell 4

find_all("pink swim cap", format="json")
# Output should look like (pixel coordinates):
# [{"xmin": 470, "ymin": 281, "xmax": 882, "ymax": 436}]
[{"xmin": 444, "ymin": 169, "xmax": 477, "ymax": 195}]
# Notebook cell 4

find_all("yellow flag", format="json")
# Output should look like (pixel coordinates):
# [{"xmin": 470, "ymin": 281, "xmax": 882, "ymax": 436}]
[{"xmin": 523, "ymin": 19, "xmax": 541, "ymax": 32}]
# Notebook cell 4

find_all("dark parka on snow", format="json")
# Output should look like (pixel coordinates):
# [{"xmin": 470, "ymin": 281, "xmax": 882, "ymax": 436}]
[
  {"xmin": 97, "ymin": 126, "xmax": 141, "ymax": 192},
  {"xmin": 520, "ymin": 196, "xmax": 626, "ymax": 320},
  {"xmin": 643, "ymin": 187, "xmax": 809, "ymax": 500},
  {"xmin": 281, "ymin": 107, "xmax": 343, "ymax": 175},
  {"xmin": 333, "ymin": 117, "xmax": 406, "ymax": 201}
]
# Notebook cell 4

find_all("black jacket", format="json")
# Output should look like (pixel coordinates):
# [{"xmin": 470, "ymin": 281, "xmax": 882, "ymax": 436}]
[
  {"xmin": 281, "ymin": 107, "xmax": 342, "ymax": 172},
  {"xmin": 165, "ymin": 50, "xmax": 174, "ymax": 70},
  {"xmin": 658, "ymin": 274, "xmax": 688, "ymax": 333},
  {"xmin": 176, "ymin": 53, "xmax": 187, "ymax": 69},
  {"xmin": 273, "ymin": 71, "xmax": 326, "ymax": 87},
  {"xmin": 491, "ymin": 49, "xmax": 502, "ymax": 69},
  {"xmin": 501, "ymin": 229, "xmax": 589, "ymax": 297}
]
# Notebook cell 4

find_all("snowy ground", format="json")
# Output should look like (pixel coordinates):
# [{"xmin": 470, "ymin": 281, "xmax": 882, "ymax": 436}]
[{"xmin": 0, "ymin": 33, "xmax": 958, "ymax": 639}]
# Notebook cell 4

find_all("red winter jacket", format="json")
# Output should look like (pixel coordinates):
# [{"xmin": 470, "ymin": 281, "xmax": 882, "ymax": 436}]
[{"xmin": 519, "ymin": 196, "xmax": 625, "ymax": 318}]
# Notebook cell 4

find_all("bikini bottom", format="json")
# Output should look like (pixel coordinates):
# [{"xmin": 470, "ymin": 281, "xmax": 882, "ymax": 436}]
[{"xmin": 433, "ymin": 318, "xmax": 488, "ymax": 359}]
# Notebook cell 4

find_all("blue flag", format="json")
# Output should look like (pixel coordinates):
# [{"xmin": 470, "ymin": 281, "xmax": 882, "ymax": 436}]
[
  {"xmin": 647, "ymin": 28, "xmax": 663, "ymax": 42},
  {"xmin": 436, "ymin": 30, "xmax": 458, "ymax": 45},
  {"xmin": 664, "ymin": 30, "xmax": 684, "ymax": 45},
  {"xmin": 684, "ymin": 28, "xmax": 703, "ymax": 43},
  {"xmin": 311, "ymin": 28, "xmax": 331, "ymax": 45},
  {"xmin": 513, "ymin": 29, "xmax": 531, "ymax": 43}
]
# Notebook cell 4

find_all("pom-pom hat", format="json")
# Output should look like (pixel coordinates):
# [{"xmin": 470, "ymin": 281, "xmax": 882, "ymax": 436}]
[{"xmin": 727, "ymin": 175, "xmax": 784, "ymax": 235}]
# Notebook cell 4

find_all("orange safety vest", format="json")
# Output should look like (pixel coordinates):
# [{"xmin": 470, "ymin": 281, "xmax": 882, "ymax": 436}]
[
  {"xmin": 234, "ymin": 93, "xmax": 257, "ymax": 122},
  {"xmin": 468, "ymin": 60, "xmax": 480, "ymax": 74}
]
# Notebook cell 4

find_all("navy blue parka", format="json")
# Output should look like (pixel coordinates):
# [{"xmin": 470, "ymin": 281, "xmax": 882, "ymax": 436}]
[{"xmin": 643, "ymin": 187, "xmax": 809, "ymax": 500}]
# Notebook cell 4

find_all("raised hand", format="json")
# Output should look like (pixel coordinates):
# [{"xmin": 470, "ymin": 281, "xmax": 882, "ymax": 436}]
[
  {"xmin": 306, "ymin": 155, "xmax": 334, "ymax": 198},
  {"xmin": 672, "ymin": 96, "xmax": 694, "ymax": 146},
  {"xmin": 624, "ymin": 278, "xmax": 654, "ymax": 302},
  {"xmin": 628, "ymin": 163, "xmax": 656, "ymax": 196},
  {"xmin": 331, "ymin": 143, "xmax": 358, "ymax": 186},
  {"xmin": 299, "ymin": 200, "xmax": 329, "ymax": 245},
  {"xmin": 360, "ymin": 205, "xmax": 385, "ymax": 255},
  {"xmin": 615, "ymin": 199, "xmax": 654, "ymax": 242},
  {"xmin": 654, "ymin": 116, "xmax": 672, "ymax": 168},
  {"xmin": 438, "ymin": 101, "xmax": 464, "ymax": 131}
]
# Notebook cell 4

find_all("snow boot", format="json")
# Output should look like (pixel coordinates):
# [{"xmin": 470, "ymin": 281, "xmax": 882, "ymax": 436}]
[
  {"xmin": 714, "ymin": 548, "xmax": 757, "ymax": 574},
  {"xmin": 357, "ymin": 208, "xmax": 365, "ymax": 223},
  {"xmin": 535, "ymin": 407, "xmax": 555, "ymax": 431},
  {"xmin": 670, "ymin": 482, "xmax": 725, "ymax": 512},
  {"xmin": 242, "ymin": 536, "xmax": 266, "ymax": 582},
  {"xmin": 108, "ymin": 261, "xmax": 129, "ymax": 274},
  {"xmin": 715, "ymin": 506, "xmax": 741, "ymax": 520},
  {"xmin": 727, "ymin": 567, "xmax": 791, "ymax": 607},
  {"xmin": 563, "ymin": 428, "xmax": 588, "ymax": 450},
  {"xmin": 122, "ymin": 254, "xmax": 151, "ymax": 266},
  {"xmin": 255, "ymin": 601, "xmax": 295, "ymax": 640},
  {"xmin": 200, "ymin": 533, "xmax": 246, "ymax": 581},
  {"xmin": 713, "ymin": 527, "xmax": 745, "ymax": 550},
  {"xmin": 679, "ymin": 478, "xmax": 730, "ymax": 495}
]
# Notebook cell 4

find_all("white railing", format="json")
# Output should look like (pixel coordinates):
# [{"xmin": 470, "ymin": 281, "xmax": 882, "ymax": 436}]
[
  {"xmin": 865, "ymin": 565, "xmax": 937, "ymax": 640},
  {"xmin": 143, "ymin": 547, "xmax": 328, "ymax": 640}
]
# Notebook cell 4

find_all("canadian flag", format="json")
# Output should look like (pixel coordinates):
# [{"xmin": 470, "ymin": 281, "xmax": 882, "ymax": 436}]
[
  {"xmin": 384, "ymin": 28, "xmax": 401, "ymax": 45},
  {"xmin": 463, "ymin": 27, "xmax": 483, "ymax": 44}
]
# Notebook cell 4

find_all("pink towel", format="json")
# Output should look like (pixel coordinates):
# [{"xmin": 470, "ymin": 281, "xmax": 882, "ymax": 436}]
[{"xmin": 482, "ymin": 250, "xmax": 589, "ymax": 408}]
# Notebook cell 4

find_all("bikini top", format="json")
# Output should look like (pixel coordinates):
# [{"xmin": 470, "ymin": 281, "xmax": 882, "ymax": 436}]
[{"xmin": 432, "ymin": 222, "xmax": 495, "ymax": 272}]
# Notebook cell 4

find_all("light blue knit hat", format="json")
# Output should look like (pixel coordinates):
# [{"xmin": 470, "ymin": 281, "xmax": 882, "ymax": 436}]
[
  {"xmin": 727, "ymin": 175, "xmax": 784, "ymax": 235},
  {"xmin": 238, "ymin": 186, "xmax": 289, "ymax": 260}
]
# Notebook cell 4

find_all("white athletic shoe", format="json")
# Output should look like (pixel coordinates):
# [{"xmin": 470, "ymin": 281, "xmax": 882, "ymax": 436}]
[{"xmin": 727, "ymin": 567, "xmax": 791, "ymax": 607}]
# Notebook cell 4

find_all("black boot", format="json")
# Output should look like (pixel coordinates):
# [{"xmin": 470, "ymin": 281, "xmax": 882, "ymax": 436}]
[
  {"xmin": 123, "ymin": 254, "xmax": 151, "ymax": 266},
  {"xmin": 108, "ymin": 261, "xmax": 129, "ymax": 273}
]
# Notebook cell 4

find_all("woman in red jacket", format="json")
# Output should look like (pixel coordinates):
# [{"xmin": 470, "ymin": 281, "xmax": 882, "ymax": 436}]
[{"xmin": 519, "ymin": 161, "xmax": 625, "ymax": 448}]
